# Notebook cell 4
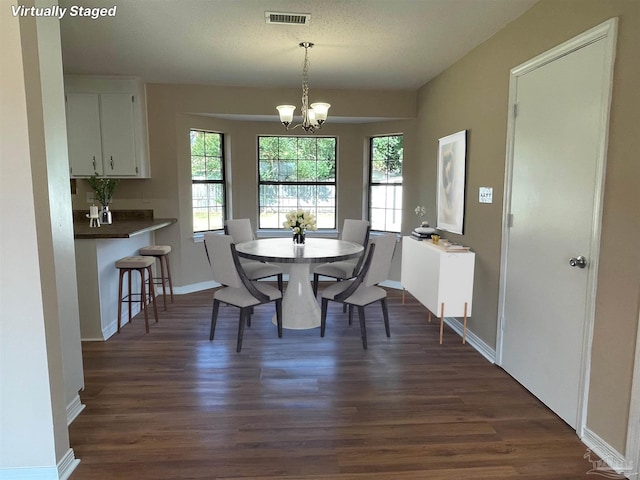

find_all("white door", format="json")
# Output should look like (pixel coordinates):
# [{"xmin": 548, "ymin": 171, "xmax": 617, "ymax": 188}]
[{"xmin": 499, "ymin": 21, "xmax": 616, "ymax": 429}]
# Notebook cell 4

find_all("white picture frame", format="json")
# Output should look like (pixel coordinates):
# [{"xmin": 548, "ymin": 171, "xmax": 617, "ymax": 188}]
[{"xmin": 437, "ymin": 130, "xmax": 467, "ymax": 235}]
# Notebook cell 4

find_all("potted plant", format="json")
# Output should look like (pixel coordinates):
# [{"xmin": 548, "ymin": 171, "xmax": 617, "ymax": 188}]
[{"xmin": 87, "ymin": 173, "xmax": 119, "ymax": 224}]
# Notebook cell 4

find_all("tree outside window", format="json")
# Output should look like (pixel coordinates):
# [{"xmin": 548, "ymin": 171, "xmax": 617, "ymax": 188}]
[
  {"xmin": 258, "ymin": 136, "xmax": 337, "ymax": 229},
  {"xmin": 369, "ymin": 135, "xmax": 403, "ymax": 232},
  {"xmin": 190, "ymin": 130, "xmax": 226, "ymax": 232}
]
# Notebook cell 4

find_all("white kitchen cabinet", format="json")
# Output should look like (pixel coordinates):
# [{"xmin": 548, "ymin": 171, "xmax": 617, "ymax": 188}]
[
  {"xmin": 65, "ymin": 76, "xmax": 150, "ymax": 178},
  {"xmin": 401, "ymin": 236, "xmax": 475, "ymax": 343}
]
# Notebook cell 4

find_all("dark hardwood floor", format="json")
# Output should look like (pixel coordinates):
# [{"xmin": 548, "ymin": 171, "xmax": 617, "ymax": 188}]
[{"xmin": 69, "ymin": 286, "xmax": 605, "ymax": 479}]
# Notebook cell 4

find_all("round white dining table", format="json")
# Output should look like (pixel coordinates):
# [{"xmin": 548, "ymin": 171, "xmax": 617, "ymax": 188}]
[{"xmin": 235, "ymin": 237, "xmax": 364, "ymax": 329}]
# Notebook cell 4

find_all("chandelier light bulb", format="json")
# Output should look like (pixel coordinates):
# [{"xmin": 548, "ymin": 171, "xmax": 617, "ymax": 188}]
[{"xmin": 276, "ymin": 105, "xmax": 296, "ymax": 126}]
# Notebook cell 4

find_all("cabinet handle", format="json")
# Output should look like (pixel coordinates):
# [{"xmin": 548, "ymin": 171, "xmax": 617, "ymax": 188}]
[
  {"xmin": 92, "ymin": 156, "xmax": 96, "ymax": 170},
  {"xmin": 110, "ymin": 156, "xmax": 114, "ymax": 169}
]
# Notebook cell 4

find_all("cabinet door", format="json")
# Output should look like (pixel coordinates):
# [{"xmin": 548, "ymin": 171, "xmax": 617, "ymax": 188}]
[
  {"xmin": 100, "ymin": 93, "xmax": 138, "ymax": 176},
  {"xmin": 66, "ymin": 94, "xmax": 103, "ymax": 176}
]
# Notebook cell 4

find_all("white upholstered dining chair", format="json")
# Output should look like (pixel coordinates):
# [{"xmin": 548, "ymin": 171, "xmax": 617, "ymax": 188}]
[
  {"xmin": 225, "ymin": 218, "xmax": 283, "ymax": 292},
  {"xmin": 319, "ymin": 233, "xmax": 397, "ymax": 349},
  {"xmin": 203, "ymin": 233, "xmax": 282, "ymax": 352},
  {"xmin": 312, "ymin": 219, "xmax": 370, "ymax": 296}
]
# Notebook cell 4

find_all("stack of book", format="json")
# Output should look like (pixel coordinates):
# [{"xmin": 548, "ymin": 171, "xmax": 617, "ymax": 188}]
[{"xmin": 411, "ymin": 226, "xmax": 436, "ymax": 240}]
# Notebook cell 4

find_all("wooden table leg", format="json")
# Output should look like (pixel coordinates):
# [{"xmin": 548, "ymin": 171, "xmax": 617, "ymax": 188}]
[
  {"xmin": 439, "ymin": 302, "xmax": 445, "ymax": 345},
  {"xmin": 428, "ymin": 310, "xmax": 432, "ymax": 323}
]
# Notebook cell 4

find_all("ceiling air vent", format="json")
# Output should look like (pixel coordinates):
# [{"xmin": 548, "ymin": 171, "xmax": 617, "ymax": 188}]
[{"xmin": 265, "ymin": 11, "xmax": 311, "ymax": 26}]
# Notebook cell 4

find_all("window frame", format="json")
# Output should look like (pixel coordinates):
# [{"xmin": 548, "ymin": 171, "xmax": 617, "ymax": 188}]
[
  {"xmin": 257, "ymin": 135, "xmax": 337, "ymax": 230},
  {"xmin": 368, "ymin": 134, "xmax": 404, "ymax": 233},
  {"xmin": 190, "ymin": 129, "xmax": 227, "ymax": 233}
]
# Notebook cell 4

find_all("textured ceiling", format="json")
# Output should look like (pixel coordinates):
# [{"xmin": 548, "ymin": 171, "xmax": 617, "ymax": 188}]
[{"xmin": 59, "ymin": 0, "xmax": 538, "ymax": 91}]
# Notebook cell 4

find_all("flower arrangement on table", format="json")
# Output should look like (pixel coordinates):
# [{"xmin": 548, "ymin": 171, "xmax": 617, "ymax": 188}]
[{"xmin": 283, "ymin": 209, "xmax": 317, "ymax": 245}]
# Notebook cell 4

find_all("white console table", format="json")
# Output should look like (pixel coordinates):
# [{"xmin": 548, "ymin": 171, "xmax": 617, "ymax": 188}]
[{"xmin": 401, "ymin": 236, "xmax": 475, "ymax": 344}]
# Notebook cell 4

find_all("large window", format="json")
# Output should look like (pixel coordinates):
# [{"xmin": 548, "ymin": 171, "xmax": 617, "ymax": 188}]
[
  {"xmin": 258, "ymin": 136, "xmax": 337, "ymax": 229},
  {"xmin": 369, "ymin": 134, "xmax": 403, "ymax": 232},
  {"xmin": 190, "ymin": 130, "xmax": 226, "ymax": 232}
]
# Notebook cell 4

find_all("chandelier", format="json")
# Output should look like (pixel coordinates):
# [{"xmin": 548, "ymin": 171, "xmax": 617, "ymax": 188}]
[{"xmin": 276, "ymin": 42, "xmax": 330, "ymax": 133}]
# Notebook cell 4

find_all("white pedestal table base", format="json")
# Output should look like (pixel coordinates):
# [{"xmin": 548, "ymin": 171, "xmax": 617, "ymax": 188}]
[{"xmin": 273, "ymin": 263, "xmax": 320, "ymax": 329}]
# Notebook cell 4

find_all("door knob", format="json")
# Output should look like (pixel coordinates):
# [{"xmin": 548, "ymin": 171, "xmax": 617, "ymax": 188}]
[{"xmin": 569, "ymin": 255, "xmax": 588, "ymax": 268}]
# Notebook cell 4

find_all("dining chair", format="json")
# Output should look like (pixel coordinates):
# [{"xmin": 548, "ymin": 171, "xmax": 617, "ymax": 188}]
[
  {"xmin": 203, "ymin": 233, "xmax": 282, "ymax": 352},
  {"xmin": 225, "ymin": 218, "xmax": 283, "ymax": 292},
  {"xmin": 312, "ymin": 219, "xmax": 370, "ymax": 296},
  {"xmin": 320, "ymin": 233, "xmax": 397, "ymax": 349}
]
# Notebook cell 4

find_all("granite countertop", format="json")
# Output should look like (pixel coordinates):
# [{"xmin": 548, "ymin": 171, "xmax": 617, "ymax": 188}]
[{"xmin": 73, "ymin": 210, "xmax": 177, "ymax": 239}]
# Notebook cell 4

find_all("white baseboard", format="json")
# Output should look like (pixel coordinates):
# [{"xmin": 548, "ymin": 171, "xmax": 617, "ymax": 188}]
[
  {"xmin": 66, "ymin": 394, "xmax": 85, "ymax": 426},
  {"xmin": 173, "ymin": 280, "xmax": 220, "ymax": 295},
  {"xmin": 0, "ymin": 467, "xmax": 58, "ymax": 479},
  {"xmin": 443, "ymin": 316, "xmax": 497, "ymax": 364},
  {"xmin": 57, "ymin": 449, "xmax": 80, "ymax": 480},
  {"xmin": 175, "ymin": 279, "xmax": 404, "ymax": 296},
  {"xmin": 380, "ymin": 280, "xmax": 403, "ymax": 290},
  {"xmin": 0, "ymin": 449, "xmax": 79, "ymax": 480},
  {"xmin": 582, "ymin": 426, "xmax": 634, "ymax": 479}
]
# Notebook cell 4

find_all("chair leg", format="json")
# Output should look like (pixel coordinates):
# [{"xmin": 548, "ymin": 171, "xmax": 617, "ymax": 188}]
[
  {"xmin": 127, "ymin": 267, "xmax": 133, "ymax": 323},
  {"xmin": 247, "ymin": 308, "xmax": 252, "ymax": 327},
  {"xmin": 313, "ymin": 273, "xmax": 319, "ymax": 296},
  {"xmin": 237, "ymin": 308, "xmax": 247, "ymax": 352},
  {"xmin": 117, "ymin": 268, "xmax": 125, "ymax": 333},
  {"xmin": 358, "ymin": 306, "xmax": 367, "ymax": 350},
  {"xmin": 138, "ymin": 268, "xmax": 150, "ymax": 333},
  {"xmin": 164, "ymin": 254, "xmax": 174, "ymax": 303},
  {"xmin": 210, "ymin": 299, "xmax": 220, "ymax": 340},
  {"xmin": 320, "ymin": 298, "xmax": 329, "ymax": 337},
  {"xmin": 275, "ymin": 298, "xmax": 283, "ymax": 338},
  {"xmin": 158, "ymin": 256, "xmax": 167, "ymax": 310},
  {"xmin": 277, "ymin": 274, "xmax": 283, "ymax": 293},
  {"xmin": 348, "ymin": 305, "xmax": 353, "ymax": 325},
  {"xmin": 147, "ymin": 265, "xmax": 159, "ymax": 325},
  {"xmin": 381, "ymin": 297, "xmax": 390, "ymax": 337}
]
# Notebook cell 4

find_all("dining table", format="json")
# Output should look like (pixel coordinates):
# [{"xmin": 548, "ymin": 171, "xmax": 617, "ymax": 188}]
[{"xmin": 235, "ymin": 237, "xmax": 364, "ymax": 329}]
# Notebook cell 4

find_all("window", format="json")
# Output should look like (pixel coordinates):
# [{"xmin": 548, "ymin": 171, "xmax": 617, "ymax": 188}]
[
  {"xmin": 369, "ymin": 134, "xmax": 403, "ymax": 232},
  {"xmin": 190, "ymin": 130, "xmax": 226, "ymax": 232},
  {"xmin": 258, "ymin": 136, "xmax": 337, "ymax": 229}
]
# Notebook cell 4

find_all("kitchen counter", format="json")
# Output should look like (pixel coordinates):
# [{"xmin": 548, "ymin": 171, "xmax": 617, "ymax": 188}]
[
  {"xmin": 73, "ymin": 210, "xmax": 177, "ymax": 340},
  {"xmin": 74, "ymin": 217, "xmax": 176, "ymax": 239}
]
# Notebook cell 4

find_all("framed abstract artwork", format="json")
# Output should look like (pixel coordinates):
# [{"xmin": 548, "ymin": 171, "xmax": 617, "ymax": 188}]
[{"xmin": 436, "ymin": 130, "xmax": 467, "ymax": 235}]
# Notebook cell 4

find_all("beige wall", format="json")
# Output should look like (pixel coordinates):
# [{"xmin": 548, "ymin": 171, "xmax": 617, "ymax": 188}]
[
  {"xmin": 416, "ymin": 0, "xmax": 639, "ymax": 453},
  {"xmin": 70, "ymin": 85, "xmax": 418, "ymax": 288}
]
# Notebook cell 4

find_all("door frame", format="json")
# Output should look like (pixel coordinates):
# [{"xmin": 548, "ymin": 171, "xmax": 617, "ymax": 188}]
[{"xmin": 495, "ymin": 17, "xmax": 618, "ymax": 437}]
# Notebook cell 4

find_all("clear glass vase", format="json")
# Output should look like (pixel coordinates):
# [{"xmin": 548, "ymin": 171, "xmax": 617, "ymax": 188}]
[
  {"xmin": 293, "ymin": 232, "xmax": 305, "ymax": 245},
  {"xmin": 100, "ymin": 205, "xmax": 113, "ymax": 225}
]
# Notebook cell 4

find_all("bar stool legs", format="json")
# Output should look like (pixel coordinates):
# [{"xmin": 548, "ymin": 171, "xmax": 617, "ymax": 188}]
[
  {"xmin": 139, "ymin": 245, "xmax": 174, "ymax": 310},
  {"xmin": 116, "ymin": 256, "xmax": 159, "ymax": 333}
]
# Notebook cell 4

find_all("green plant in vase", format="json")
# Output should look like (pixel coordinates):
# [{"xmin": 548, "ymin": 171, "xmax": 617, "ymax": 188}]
[{"xmin": 87, "ymin": 173, "xmax": 119, "ymax": 224}]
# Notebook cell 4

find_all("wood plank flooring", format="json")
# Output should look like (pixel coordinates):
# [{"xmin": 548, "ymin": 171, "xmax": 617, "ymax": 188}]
[{"xmin": 69, "ymin": 286, "xmax": 606, "ymax": 479}]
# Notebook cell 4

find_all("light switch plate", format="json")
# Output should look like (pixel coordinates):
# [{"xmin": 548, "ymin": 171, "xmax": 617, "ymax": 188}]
[{"xmin": 479, "ymin": 187, "xmax": 493, "ymax": 204}]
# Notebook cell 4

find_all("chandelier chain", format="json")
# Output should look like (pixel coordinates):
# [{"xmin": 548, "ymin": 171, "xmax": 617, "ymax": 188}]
[{"xmin": 276, "ymin": 41, "xmax": 330, "ymax": 133}]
